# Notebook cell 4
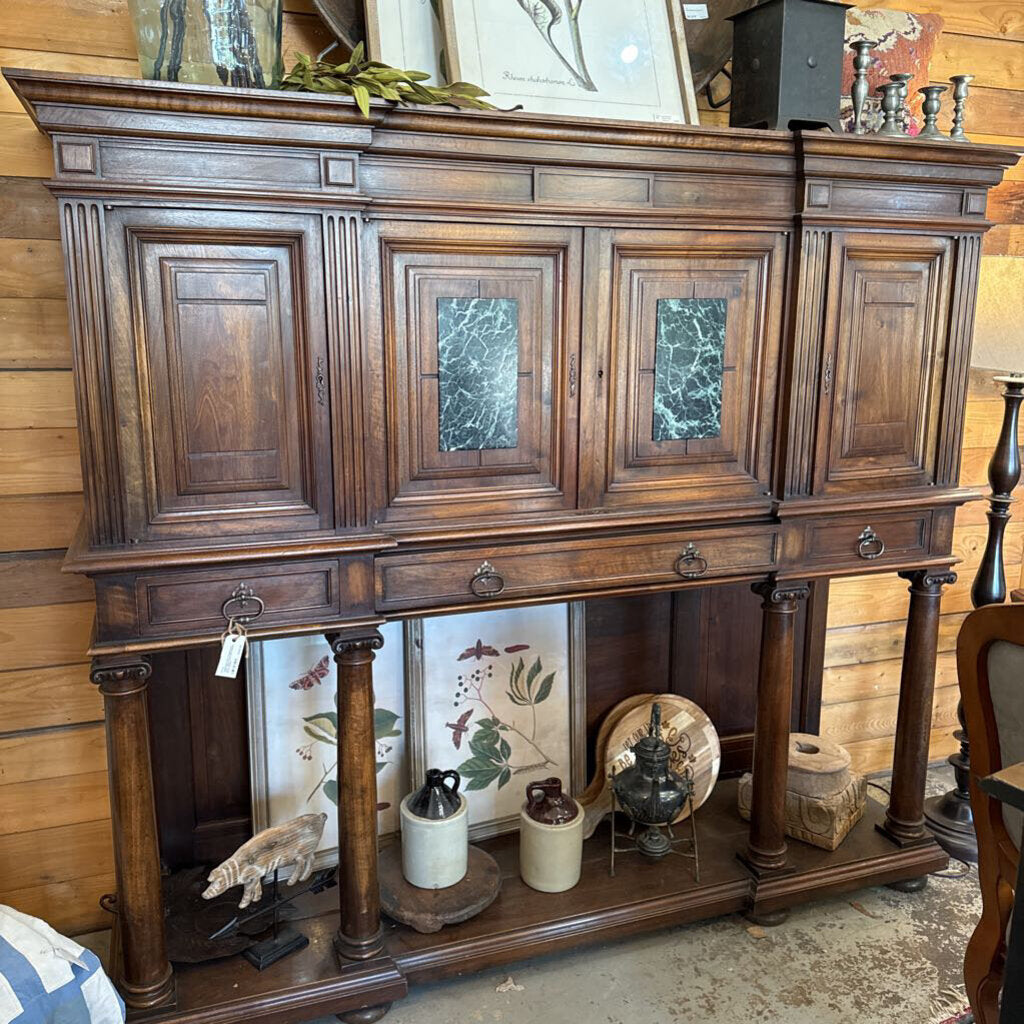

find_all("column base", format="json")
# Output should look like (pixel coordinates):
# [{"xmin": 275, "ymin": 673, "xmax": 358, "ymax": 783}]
[
  {"xmin": 924, "ymin": 791, "xmax": 978, "ymax": 864},
  {"xmin": 119, "ymin": 965, "xmax": 176, "ymax": 1013},
  {"xmin": 736, "ymin": 850, "xmax": 796, "ymax": 881},
  {"xmin": 875, "ymin": 820, "xmax": 935, "ymax": 850},
  {"xmin": 338, "ymin": 1005, "xmax": 392, "ymax": 1024},
  {"xmin": 335, "ymin": 928, "xmax": 385, "ymax": 963}
]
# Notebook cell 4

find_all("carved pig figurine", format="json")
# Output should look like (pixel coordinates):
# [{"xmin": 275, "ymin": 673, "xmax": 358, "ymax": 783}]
[{"xmin": 202, "ymin": 812, "xmax": 327, "ymax": 908}]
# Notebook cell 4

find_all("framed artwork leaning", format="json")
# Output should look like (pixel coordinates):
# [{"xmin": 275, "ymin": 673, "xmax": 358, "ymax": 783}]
[
  {"xmin": 247, "ymin": 624, "xmax": 408, "ymax": 868},
  {"xmin": 405, "ymin": 603, "xmax": 587, "ymax": 841},
  {"xmin": 439, "ymin": 0, "xmax": 699, "ymax": 124},
  {"xmin": 365, "ymin": 0, "xmax": 446, "ymax": 83}
]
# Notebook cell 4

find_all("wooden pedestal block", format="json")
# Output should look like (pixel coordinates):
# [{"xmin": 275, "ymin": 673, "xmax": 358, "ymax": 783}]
[{"xmin": 738, "ymin": 773, "xmax": 867, "ymax": 852}]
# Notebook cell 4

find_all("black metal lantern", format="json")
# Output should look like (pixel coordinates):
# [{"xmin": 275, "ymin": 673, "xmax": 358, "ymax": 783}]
[
  {"xmin": 728, "ymin": 0, "xmax": 851, "ymax": 132},
  {"xmin": 610, "ymin": 704, "xmax": 700, "ymax": 876}
]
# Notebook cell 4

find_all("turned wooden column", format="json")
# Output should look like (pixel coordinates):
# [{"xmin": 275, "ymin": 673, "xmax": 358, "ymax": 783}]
[
  {"xmin": 326, "ymin": 629, "xmax": 385, "ymax": 962},
  {"xmin": 742, "ymin": 580, "xmax": 810, "ymax": 876},
  {"xmin": 91, "ymin": 655, "xmax": 175, "ymax": 1010},
  {"xmin": 879, "ymin": 569, "xmax": 957, "ymax": 847}
]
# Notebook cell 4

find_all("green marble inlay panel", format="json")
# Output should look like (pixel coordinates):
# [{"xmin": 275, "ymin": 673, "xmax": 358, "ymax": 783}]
[
  {"xmin": 437, "ymin": 296, "xmax": 519, "ymax": 451},
  {"xmin": 653, "ymin": 297, "xmax": 727, "ymax": 442}
]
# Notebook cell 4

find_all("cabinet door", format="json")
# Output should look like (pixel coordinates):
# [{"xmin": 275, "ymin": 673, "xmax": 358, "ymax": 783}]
[
  {"xmin": 106, "ymin": 208, "xmax": 333, "ymax": 540},
  {"xmin": 581, "ymin": 228, "xmax": 786, "ymax": 511},
  {"xmin": 370, "ymin": 221, "xmax": 581, "ymax": 523},
  {"xmin": 813, "ymin": 232, "xmax": 952, "ymax": 495}
]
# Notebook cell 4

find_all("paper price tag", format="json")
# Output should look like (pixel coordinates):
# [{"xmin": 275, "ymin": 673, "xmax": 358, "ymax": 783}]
[
  {"xmin": 216, "ymin": 630, "xmax": 247, "ymax": 678},
  {"xmin": 683, "ymin": 3, "xmax": 709, "ymax": 18}
]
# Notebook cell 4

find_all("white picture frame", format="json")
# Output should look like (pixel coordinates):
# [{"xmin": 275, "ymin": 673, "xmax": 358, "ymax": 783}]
[
  {"xmin": 404, "ymin": 603, "xmax": 587, "ymax": 841},
  {"xmin": 440, "ymin": 0, "xmax": 699, "ymax": 125},
  {"xmin": 247, "ymin": 625, "xmax": 407, "ymax": 869},
  {"xmin": 365, "ymin": 0, "xmax": 446, "ymax": 83}
]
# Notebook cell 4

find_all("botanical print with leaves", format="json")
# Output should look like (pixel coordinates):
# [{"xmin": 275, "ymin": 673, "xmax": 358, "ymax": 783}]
[
  {"xmin": 446, "ymin": 0, "xmax": 690, "ymax": 123},
  {"xmin": 249, "ymin": 626, "xmax": 406, "ymax": 865},
  {"xmin": 418, "ymin": 605, "xmax": 571, "ymax": 836}
]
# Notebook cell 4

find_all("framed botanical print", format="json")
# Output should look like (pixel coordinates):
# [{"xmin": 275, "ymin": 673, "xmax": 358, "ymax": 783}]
[
  {"xmin": 247, "ymin": 624, "xmax": 407, "ymax": 868},
  {"xmin": 405, "ymin": 603, "xmax": 586, "ymax": 840},
  {"xmin": 439, "ymin": 0, "xmax": 699, "ymax": 124},
  {"xmin": 365, "ymin": 0, "xmax": 446, "ymax": 83}
]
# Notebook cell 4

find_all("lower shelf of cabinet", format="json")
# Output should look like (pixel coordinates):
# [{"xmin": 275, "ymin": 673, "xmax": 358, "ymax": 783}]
[{"xmin": 144, "ymin": 781, "xmax": 946, "ymax": 1024}]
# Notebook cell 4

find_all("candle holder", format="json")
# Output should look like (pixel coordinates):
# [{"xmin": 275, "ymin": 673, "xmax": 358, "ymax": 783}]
[
  {"xmin": 917, "ymin": 84, "xmax": 948, "ymax": 139},
  {"xmin": 875, "ymin": 83, "xmax": 905, "ymax": 136},
  {"xmin": 889, "ymin": 72, "xmax": 914, "ymax": 132},
  {"xmin": 849, "ymin": 40, "xmax": 875, "ymax": 134},
  {"xmin": 949, "ymin": 74, "xmax": 974, "ymax": 142}
]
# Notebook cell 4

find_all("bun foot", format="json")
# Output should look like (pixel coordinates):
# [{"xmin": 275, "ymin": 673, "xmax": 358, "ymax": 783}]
[
  {"xmin": 744, "ymin": 906, "xmax": 789, "ymax": 927},
  {"xmin": 887, "ymin": 876, "xmax": 928, "ymax": 893},
  {"xmin": 338, "ymin": 1004, "xmax": 392, "ymax": 1024}
]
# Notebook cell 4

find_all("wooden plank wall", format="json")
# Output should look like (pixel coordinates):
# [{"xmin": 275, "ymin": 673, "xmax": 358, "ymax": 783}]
[
  {"xmin": 0, "ymin": 1, "xmax": 1021, "ymax": 933},
  {"xmin": 0, "ymin": 0, "xmax": 329, "ymax": 935}
]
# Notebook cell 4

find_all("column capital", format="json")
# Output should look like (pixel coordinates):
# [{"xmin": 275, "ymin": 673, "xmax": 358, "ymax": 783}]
[
  {"xmin": 326, "ymin": 628, "xmax": 385, "ymax": 660},
  {"xmin": 899, "ymin": 568, "xmax": 957, "ymax": 593},
  {"xmin": 90, "ymin": 655, "xmax": 152, "ymax": 695},
  {"xmin": 752, "ymin": 578, "xmax": 810, "ymax": 608}
]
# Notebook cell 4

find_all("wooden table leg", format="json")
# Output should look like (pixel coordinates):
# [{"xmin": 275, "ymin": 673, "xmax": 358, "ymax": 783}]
[
  {"xmin": 327, "ymin": 629, "xmax": 386, "ymax": 963},
  {"xmin": 879, "ymin": 569, "xmax": 957, "ymax": 849},
  {"xmin": 92, "ymin": 654, "xmax": 175, "ymax": 1010},
  {"xmin": 741, "ymin": 580, "xmax": 810, "ymax": 878}
]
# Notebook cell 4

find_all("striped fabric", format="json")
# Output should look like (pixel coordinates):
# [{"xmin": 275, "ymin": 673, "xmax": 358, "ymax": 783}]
[{"xmin": 0, "ymin": 907, "xmax": 123, "ymax": 1024}]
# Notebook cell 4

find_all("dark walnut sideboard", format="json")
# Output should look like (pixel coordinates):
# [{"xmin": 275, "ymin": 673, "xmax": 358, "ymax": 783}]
[{"xmin": 5, "ymin": 68, "xmax": 1019, "ymax": 1024}]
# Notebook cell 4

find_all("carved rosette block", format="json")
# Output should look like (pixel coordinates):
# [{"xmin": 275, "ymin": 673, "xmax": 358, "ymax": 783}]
[
  {"xmin": 325, "ymin": 628, "xmax": 386, "ymax": 962},
  {"xmin": 91, "ymin": 655, "xmax": 175, "ymax": 1009},
  {"xmin": 738, "ymin": 774, "xmax": 867, "ymax": 852}
]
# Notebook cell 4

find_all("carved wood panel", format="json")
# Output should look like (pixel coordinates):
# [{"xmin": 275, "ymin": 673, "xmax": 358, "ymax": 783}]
[
  {"xmin": 814, "ymin": 232, "xmax": 952, "ymax": 494},
  {"xmin": 105, "ymin": 209, "xmax": 333, "ymax": 539},
  {"xmin": 369, "ymin": 221, "xmax": 581, "ymax": 523},
  {"xmin": 580, "ymin": 228, "xmax": 786, "ymax": 510}
]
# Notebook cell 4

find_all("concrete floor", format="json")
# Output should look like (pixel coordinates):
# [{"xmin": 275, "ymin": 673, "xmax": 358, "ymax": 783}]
[
  {"xmin": 357, "ymin": 767, "xmax": 979, "ymax": 1024},
  {"xmin": 76, "ymin": 766, "xmax": 978, "ymax": 1024}
]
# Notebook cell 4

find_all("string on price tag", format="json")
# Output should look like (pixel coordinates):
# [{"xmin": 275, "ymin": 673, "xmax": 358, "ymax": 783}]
[{"xmin": 216, "ymin": 618, "xmax": 248, "ymax": 678}]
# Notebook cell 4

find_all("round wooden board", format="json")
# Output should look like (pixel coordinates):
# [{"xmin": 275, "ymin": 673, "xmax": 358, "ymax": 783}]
[
  {"xmin": 608, "ymin": 695, "xmax": 721, "ymax": 820},
  {"xmin": 379, "ymin": 844, "xmax": 501, "ymax": 934}
]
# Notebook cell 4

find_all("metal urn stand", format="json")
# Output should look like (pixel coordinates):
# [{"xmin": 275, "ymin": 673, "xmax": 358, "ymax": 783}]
[{"xmin": 924, "ymin": 375, "xmax": 1024, "ymax": 862}]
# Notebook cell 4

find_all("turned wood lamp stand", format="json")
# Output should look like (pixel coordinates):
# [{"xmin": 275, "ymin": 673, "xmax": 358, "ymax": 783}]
[{"xmin": 3, "ymin": 68, "xmax": 1018, "ymax": 1024}]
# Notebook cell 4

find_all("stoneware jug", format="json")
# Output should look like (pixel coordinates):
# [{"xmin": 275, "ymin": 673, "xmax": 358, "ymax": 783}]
[
  {"xmin": 400, "ymin": 768, "xmax": 468, "ymax": 889},
  {"xmin": 519, "ymin": 777, "xmax": 584, "ymax": 893}
]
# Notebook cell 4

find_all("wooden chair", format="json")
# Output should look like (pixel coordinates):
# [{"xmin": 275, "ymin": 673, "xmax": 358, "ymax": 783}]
[{"xmin": 960, "ymin": 604, "xmax": 1024, "ymax": 1023}]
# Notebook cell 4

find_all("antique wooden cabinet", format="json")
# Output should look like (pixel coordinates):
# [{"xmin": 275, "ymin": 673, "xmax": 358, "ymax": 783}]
[{"xmin": 5, "ymin": 68, "xmax": 1018, "ymax": 1024}]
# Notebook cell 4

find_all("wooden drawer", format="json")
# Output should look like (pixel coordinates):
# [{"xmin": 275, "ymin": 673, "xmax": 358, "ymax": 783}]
[
  {"xmin": 377, "ymin": 526, "xmax": 780, "ymax": 612},
  {"xmin": 124, "ymin": 557, "xmax": 373, "ymax": 638},
  {"xmin": 784, "ymin": 510, "xmax": 935, "ymax": 571}
]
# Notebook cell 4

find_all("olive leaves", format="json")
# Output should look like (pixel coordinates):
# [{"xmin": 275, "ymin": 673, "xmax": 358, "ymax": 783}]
[{"xmin": 281, "ymin": 43, "xmax": 497, "ymax": 117}]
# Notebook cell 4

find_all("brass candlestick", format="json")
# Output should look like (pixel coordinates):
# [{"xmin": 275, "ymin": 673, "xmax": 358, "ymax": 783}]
[
  {"xmin": 917, "ymin": 84, "xmax": 948, "ymax": 139},
  {"xmin": 849, "ymin": 40, "xmax": 875, "ymax": 134},
  {"xmin": 949, "ymin": 74, "xmax": 974, "ymax": 142},
  {"xmin": 876, "ymin": 82, "xmax": 905, "ymax": 136},
  {"xmin": 889, "ymin": 72, "xmax": 914, "ymax": 133}
]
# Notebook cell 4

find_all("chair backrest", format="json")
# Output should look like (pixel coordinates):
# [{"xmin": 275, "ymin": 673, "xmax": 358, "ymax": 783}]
[
  {"xmin": 961, "ymin": 605, "xmax": 1024, "ymax": 859},
  {"xmin": 959, "ymin": 604, "xmax": 1024, "ymax": 1024}
]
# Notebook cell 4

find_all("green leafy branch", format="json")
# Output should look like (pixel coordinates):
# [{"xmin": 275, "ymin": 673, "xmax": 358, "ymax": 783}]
[
  {"xmin": 280, "ymin": 43, "xmax": 499, "ymax": 118},
  {"xmin": 456, "ymin": 655, "xmax": 558, "ymax": 792},
  {"xmin": 302, "ymin": 705, "xmax": 401, "ymax": 806}
]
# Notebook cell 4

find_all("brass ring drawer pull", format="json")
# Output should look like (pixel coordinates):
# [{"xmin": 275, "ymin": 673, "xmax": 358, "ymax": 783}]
[
  {"xmin": 675, "ymin": 543, "xmax": 709, "ymax": 579},
  {"xmin": 856, "ymin": 527, "xmax": 886, "ymax": 561},
  {"xmin": 221, "ymin": 583, "xmax": 266, "ymax": 624},
  {"xmin": 469, "ymin": 561, "xmax": 505, "ymax": 599}
]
